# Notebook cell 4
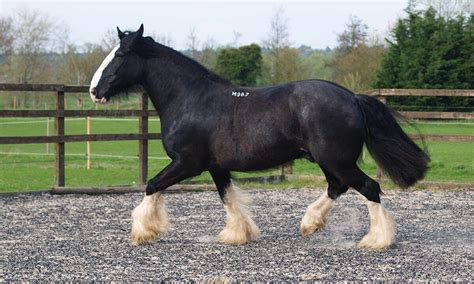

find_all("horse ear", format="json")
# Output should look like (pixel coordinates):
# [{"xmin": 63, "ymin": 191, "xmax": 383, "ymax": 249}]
[
  {"xmin": 117, "ymin": 27, "xmax": 126, "ymax": 40},
  {"xmin": 137, "ymin": 24, "xmax": 144, "ymax": 37}
]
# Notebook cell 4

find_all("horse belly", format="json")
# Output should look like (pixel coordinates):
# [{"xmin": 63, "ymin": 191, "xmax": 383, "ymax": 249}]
[{"xmin": 211, "ymin": 128, "xmax": 301, "ymax": 172}]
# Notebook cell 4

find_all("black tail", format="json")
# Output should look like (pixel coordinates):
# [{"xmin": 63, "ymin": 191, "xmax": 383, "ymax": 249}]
[{"xmin": 355, "ymin": 94, "xmax": 430, "ymax": 188}]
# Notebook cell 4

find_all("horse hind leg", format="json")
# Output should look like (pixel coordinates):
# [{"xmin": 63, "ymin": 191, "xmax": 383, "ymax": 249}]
[
  {"xmin": 300, "ymin": 167, "xmax": 348, "ymax": 236},
  {"xmin": 210, "ymin": 168, "xmax": 260, "ymax": 245},
  {"xmin": 336, "ymin": 166, "xmax": 396, "ymax": 250},
  {"xmin": 358, "ymin": 199, "xmax": 395, "ymax": 250}
]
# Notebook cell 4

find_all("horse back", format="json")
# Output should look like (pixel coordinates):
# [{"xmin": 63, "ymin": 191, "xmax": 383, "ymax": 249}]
[{"xmin": 209, "ymin": 80, "xmax": 363, "ymax": 171}]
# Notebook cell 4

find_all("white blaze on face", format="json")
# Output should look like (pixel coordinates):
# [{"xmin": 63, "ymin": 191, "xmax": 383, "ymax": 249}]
[{"xmin": 89, "ymin": 45, "xmax": 120, "ymax": 103}]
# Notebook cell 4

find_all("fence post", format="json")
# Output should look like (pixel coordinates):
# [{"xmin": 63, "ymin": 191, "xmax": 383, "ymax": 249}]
[
  {"xmin": 86, "ymin": 116, "xmax": 91, "ymax": 170},
  {"xmin": 46, "ymin": 116, "xmax": 50, "ymax": 154},
  {"xmin": 280, "ymin": 161, "xmax": 293, "ymax": 180},
  {"xmin": 376, "ymin": 93, "xmax": 386, "ymax": 180},
  {"xmin": 54, "ymin": 91, "xmax": 65, "ymax": 187},
  {"xmin": 138, "ymin": 92, "xmax": 149, "ymax": 185}
]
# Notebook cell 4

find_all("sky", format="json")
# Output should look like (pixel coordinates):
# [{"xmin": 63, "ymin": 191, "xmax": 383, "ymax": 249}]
[{"xmin": 0, "ymin": 0, "xmax": 409, "ymax": 50}]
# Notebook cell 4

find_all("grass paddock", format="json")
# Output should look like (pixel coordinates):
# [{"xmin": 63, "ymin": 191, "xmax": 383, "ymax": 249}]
[{"xmin": 0, "ymin": 117, "xmax": 472, "ymax": 192}]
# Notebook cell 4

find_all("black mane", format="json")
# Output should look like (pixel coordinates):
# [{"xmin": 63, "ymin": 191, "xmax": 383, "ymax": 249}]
[{"xmin": 135, "ymin": 36, "xmax": 230, "ymax": 84}]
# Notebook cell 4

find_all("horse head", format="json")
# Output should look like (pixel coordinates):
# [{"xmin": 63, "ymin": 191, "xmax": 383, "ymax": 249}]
[{"xmin": 89, "ymin": 24, "xmax": 145, "ymax": 104}]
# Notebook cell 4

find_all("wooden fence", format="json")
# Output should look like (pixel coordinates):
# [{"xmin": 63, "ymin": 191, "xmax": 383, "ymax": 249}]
[
  {"xmin": 0, "ymin": 84, "xmax": 159, "ymax": 188},
  {"xmin": 365, "ymin": 88, "xmax": 474, "ymax": 142},
  {"xmin": 0, "ymin": 84, "xmax": 473, "ymax": 190}
]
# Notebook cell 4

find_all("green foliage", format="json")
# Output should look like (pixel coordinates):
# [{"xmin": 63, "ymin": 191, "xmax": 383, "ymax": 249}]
[
  {"xmin": 214, "ymin": 44, "xmax": 262, "ymax": 86},
  {"xmin": 331, "ymin": 44, "xmax": 386, "ymax": 92},
  {"xmin": 305, "ymin": 50, "xmax": 335, "ymax": 80},
  {"xmin": 336, "ymin": 15, "xmax": 368, "ymax": 53},
  {"xmin": 329, "ymin": 15, "xmax": 386, "ymax": 92},
  {"xmin": 376, "ymin": 8, "xmax": 474, "ymax": 111},
  {"xmin": 259, "ymin": 47, "xmax": 311, "ymax": 85}
]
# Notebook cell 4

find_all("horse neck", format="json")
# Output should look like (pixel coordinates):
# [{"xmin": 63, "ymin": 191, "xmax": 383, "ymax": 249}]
[{"xmin": 142, "ymin": 55, "xmax": 230, "ymax": 118}]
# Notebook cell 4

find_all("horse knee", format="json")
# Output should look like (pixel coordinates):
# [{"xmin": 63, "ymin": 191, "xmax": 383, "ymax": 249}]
[
  {"xmin": 327, "ymin": 185, "xmax": 349, "ymax": 200},
  {"xmin": 357, "ymin": 179, "xmax": 381, "ymax": 203}
]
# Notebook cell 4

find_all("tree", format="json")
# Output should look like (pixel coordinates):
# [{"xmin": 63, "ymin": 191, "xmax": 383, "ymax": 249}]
[
  {"xmin": 261, "ymin": 6, "xmax": 309, "ymax": 84},
  {"xmin": 330, "ymin": 15, "xmax": 384, "ymax": 92},
  {"xmin": 336, "ymin": 15, "xmax": 368, "ymax": 54},
  {"xmin": 195, "ymin": 38, "xmax": 218, "ymax": 69},
  {"xmin": 60, "ymin": 43, "xmax": 108, "ymax": 107},
  {"xmin": 214, "ymin": 44, "xmax": 262, "ymax": 86},
  {"xmin": 185, "ymin": 27, "xmax": 200, "ymax": 59},
  {"xmin": 155, "ymin": 33, "xmax": 174, "ymax": 47},
  {"xmin": 264, "ymin": 6, "xmax": 290, "ymax": 52},
  {"xmin": 101, "ymin": 28, "xmax": 119, "ymax": 52},
  {"xmin": 231, "ymin": 30, "xmax": 242, "ymax": 47},
  {"xmin": 305, "ymin": 49, "xmax": 335, "ymax": 81},
  {"xmin": 408, "ymin": 0, "xmax": 474, "ymax": 19},
  {"xmin": 0, "ymin": 16, "xmax": 14, "ymax": 56},
  {"xmin": 334, "ymin": 44, "xmax": 385, "ymax": 91},
  {"xmin": 7, "ymin": 9, "xmax": 68, "ymax": 83},
  {"xmin": 3, "ymin": 9, "xmax": 68, "ymax": 108},
  {"xmin": 0, "ymin": 16, "xmax": 14, "ymax": 83},
  {"xmin": 375, "ymin": 8, "xmax": 473, "ymax": 110}
]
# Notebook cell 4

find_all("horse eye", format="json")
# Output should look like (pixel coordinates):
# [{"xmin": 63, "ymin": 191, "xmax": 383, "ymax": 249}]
[{"xmin": 115, "ymin": 50, "xmax": 125, "ymax": 57}]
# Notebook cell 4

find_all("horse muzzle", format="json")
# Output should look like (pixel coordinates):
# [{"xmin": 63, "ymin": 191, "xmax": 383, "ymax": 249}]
[{"xmin": 89, "ymin": 87, "xmax": 108, "ymax": 104}]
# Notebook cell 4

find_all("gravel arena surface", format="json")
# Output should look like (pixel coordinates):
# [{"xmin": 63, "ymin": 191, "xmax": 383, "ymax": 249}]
[{"xmin": 1, "ymin": 188, "xmax": 472, "ymax": 282}]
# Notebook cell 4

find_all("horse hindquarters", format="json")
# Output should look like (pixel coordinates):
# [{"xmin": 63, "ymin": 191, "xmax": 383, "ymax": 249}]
[{"xmin": 300, "ymin": 93, "xmax": 397, "ymax": 250}]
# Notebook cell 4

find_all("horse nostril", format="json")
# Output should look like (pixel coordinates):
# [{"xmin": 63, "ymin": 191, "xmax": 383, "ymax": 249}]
[{"xmin": 91, "ymin": 87, "xmax": 97, "ymax": 96}]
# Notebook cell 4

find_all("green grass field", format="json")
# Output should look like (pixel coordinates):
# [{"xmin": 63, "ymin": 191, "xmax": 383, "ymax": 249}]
[{"xmin": 0, "ymin": 117, "xmax": 473, "ymax": 192}]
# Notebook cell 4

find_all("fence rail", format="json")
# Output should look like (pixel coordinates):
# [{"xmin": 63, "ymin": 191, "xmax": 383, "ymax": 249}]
[
  {"xmin": 365, "ymin": 88, "xmax": 474, "ymax": 97},
  {"xmin": 0, "ymin": 110, "xmax": 159, "ymax": 117},
  {"xmin": 0, "ymin": 84, "xmax": 155, "ymax": 187},
  {"xmin": 0, "ymin": 84, "xmax": 473, "ymax": 190}
]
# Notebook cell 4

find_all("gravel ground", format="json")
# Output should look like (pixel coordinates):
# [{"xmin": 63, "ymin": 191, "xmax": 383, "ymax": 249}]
[{"xmin": 1, "ymin": 188, "xmax": 472, "ymax": 282}]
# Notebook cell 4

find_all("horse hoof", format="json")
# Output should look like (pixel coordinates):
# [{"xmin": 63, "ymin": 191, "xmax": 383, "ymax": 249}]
[
  {"xmin": 357, "ymin": 240, "xmax": 391, "ymax": 250},
  {"xmin": 217, "ymin": 222, "xmax": 261, "ymax": 245},
  {"xmin": 300, "ymin": 215, "xmax": 326, "ymax": 237},
  {"xmin": 357, "ymin": 202, "xmax": 396, "ymax": 250},
  {"xmin": 130, "ymin": 193, "xmax": 170, "ymax": 245},
  {"xmin": 131, "ymin": 227, "xmax": 160, "ymax": 245},
  {"xmin": 357, "ymin": 229, "xmax": 393, "ymax": 250},
  {"xmin": 300, "ymin": 194, "xmax": 333, "ymax": 237},
  {"xmin": 357, "ymin": 233, "xmax": 393, "ymax": 250},
  {"xmin": 300, "ymin": 225, "xmax": 318, "ymax": 237}
]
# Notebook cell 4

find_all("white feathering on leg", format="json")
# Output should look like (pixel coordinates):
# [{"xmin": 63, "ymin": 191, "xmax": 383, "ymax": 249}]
[
  {"xmin": 300, "ymin": 192, "xmax": 334, "ymax": 236},
  {"xmin": 131, "ymin": 193, "xmax": 170, "ymax": 245},
  {"xmin": 218, "ymin": 184, "xmax": 260, "ymax": 245},
  {"xmin": 358, "ymin": 201, "xmax": 396, "ymax": 250}
]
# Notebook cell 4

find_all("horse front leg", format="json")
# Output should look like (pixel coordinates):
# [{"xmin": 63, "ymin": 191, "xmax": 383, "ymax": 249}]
[
  {"xmin": 131, "ymin": 159, "xmax": 201, "ymax": 245},
  {"xmin": 210, "ymin": 168, "xmax": 261, "ymax": 245}
]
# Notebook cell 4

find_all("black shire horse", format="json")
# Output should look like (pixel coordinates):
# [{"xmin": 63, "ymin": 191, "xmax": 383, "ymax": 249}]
[{"xmin": 90, "ymin": 25, "xmax": 429, "ymax": 250}]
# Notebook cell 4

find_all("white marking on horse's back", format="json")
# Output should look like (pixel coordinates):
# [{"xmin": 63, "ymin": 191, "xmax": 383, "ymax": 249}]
[{"xmin": 89, "ymin": 45, "xmax": 120, "ymax": 99}]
